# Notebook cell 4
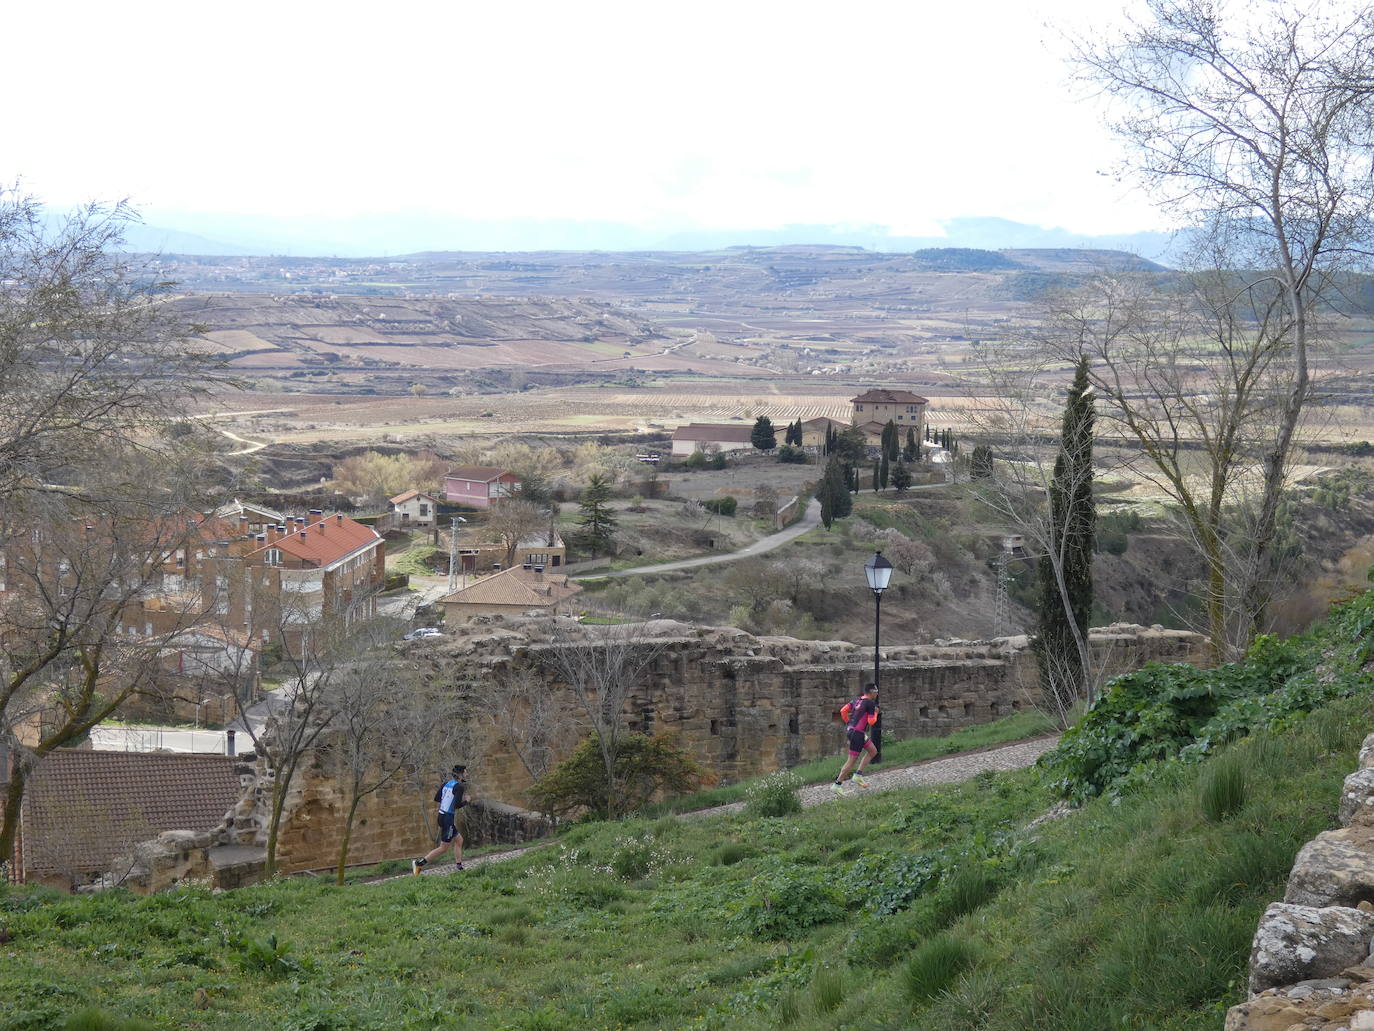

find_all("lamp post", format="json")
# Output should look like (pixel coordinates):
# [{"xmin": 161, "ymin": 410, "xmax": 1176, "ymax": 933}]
[{"xmin": 864, "ymin": 550, "xmax": 893, "ymax": 763}]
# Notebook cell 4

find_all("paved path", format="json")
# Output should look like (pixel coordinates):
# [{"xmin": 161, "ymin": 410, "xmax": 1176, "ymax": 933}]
[
  {"xmin": 401, "ymin": 734, "xmax": 1059, "ymax": 878},
  {"xmin": 569, "ymin": 499, "xmax": 822, "ymax": 581}
]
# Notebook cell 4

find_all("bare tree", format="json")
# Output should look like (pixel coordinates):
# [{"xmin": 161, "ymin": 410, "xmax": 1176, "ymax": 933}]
[
  {"xmin": 1071, "ymin": 0, "xmax": 1374, "ymax": 650},
  {"xmin": 325, "ymin": 623, "xmax": 467, "ymax": 884},
  {"xmin": 0, "ymin": 494, "xmax": 213, "ymax": 866},
  {"xmin": 483, "ymin": 498, "xmax": 551, "ymax": 568},
  {"xmin": 0, "ymin": 188, "xmax": 214, "ymax": 500},
  {"xmin": 530, "ymin": 621, "xmax": 669, "ymax": 814}
]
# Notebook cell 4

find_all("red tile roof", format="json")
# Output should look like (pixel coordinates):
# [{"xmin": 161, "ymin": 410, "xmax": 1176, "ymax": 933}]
[
  {"xmin": 850, "ymin": 389, "xmax": 930, "ymax": 404},
  {"xmin": 19, "ymin": 750, "xmax": 241, "ymax": 879},
  {"xmin": 441, "ymin": 565, "xmax": 581, "ymax": 611},
  {"xmin": 245, "ymin": 514, "xmax": 380, "ymax": 568},
  {"xmin": 445, "ymin": 467, "xmax": 518, "ymax": 482}
]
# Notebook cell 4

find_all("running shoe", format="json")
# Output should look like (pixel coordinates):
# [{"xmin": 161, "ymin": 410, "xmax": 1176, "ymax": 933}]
[
  {"xmin": 455, "ymin": 862, "xmax": 465, "ymax": 871},
  {"xmin": 830, "ymin": 781, "xmax": 848, "ymax": 795},
  {"xmin": 852, "ymin": 774, "xmax": 870, "ymax": 788},
  {"xmin": 411, "ymin": 859, "xmax": 425, "ymax": 876}
]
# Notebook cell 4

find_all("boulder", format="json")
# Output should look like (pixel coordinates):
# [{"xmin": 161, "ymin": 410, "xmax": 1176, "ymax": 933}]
[
  {"xmin": 1249, "ymin": 903, "xmax": 1374, "ymax": 995},
  {"xmin": 1341, "ymin": 769, "xmax": 1374, "ymax": 827},
  {"xmin": 1287, "ymin": 827, "xmax": 1374, "ymax": 908},
  {"xmin": 1359, "ymin": 733, "xmax": 1374, "ymax": 771}
]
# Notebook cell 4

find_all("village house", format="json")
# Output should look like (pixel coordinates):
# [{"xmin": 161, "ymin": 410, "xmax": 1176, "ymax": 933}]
[
  {"xmin": 669, "ymin": 423, "xmax": 756, "ymax": 457},
  {"xmin": 387, "ymin": 489, "xmax": 442, "ymax": 528},
  {"xmin": 439, "ymin": 563, "xmax": 582, "ymax": 622},
  {"xmin": 850, "ymin": 388, "xmax": 929, "ymax": 438},
  {"xmin": 212, "ymin": 499, "xmax": 286, "ymax": 535},
  {"xmin": 2, "ymin": 750, "xmax": 241, "ymax": 890},
  {"xmin": 450, "ymin": 528, "xmax": 567, "ymax": 574},
  {"xmin": 799, "ymin": 416, "xmax": 850, "ymax": 450},
  {"xmin": 233, "ymin": 511, "xmax": 385, "ymax": 650},
  {"xmin": 444, "ymin": 467, "xmax": 521, "ymax": 510}
]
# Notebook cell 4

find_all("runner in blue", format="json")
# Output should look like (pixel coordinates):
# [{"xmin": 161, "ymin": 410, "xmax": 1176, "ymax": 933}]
[{"xmin": 412, "ymin": 764, "xmax": 469, "ymax": 874}]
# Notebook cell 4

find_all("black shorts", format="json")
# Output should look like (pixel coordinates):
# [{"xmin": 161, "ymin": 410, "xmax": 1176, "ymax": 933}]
[
  {"xmin": 437, "ymin": 813, "xmax": 461, "ymax": 843},
  {"xmin": 847, "ymin": 728, "xmax": 873, "ymax": 755}
]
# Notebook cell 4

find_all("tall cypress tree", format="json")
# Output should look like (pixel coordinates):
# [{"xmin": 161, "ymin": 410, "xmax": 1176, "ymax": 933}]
[
  {"xmin": 879, "ymin": 454, "xmax": 890, "ymax": 490},
  {"xmin": 903, "ymin": 427, "xmax": 918, "ymax": 462},
  {"xmin": 1033, "ymin": 358, "xmax": 1097, "ymax": 713}
]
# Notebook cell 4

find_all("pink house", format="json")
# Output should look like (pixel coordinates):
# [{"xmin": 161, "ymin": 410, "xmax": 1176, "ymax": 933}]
[{"xmin": 444, "ymin": 466, "xmax": 522, "ymax": 510}]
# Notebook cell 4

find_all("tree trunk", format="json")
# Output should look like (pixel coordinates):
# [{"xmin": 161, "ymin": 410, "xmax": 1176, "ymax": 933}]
[
  {"xmin": 336, "ymin": 791, "xmax": 362, "ymax": 886},
  {"xmin": 0, "ymin": 761, "xmax": 27, "ymax": 877}
]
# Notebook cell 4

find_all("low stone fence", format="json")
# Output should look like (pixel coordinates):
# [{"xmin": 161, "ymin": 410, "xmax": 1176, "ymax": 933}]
[{"xmin": 1227, "ymin": 732, "xmax": 1374, "ymax": 1029}]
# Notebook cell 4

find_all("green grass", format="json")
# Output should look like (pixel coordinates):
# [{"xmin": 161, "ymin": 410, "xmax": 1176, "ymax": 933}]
[
  {"xmin": 2, "ymin": 617, "xmax": 1371, "ymax": 1030},
  {"xmin": 389, "ymin": 543, "xmax": 446, "ymax": 578}
]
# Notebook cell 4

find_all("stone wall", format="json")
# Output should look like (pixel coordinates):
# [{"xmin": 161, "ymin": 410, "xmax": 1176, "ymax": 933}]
[
  {"xmin": 1226, "ymin": 733, "xmax": 1374, "ymax": 1029},
  {"xmin": 428, "ymin": 619, "xmax": 1203, "ymax": 808}
]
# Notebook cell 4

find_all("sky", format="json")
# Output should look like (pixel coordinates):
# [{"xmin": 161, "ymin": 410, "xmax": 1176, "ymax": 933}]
[{"xmin": 5, "ymin": 0, "xmax": 1163, "ymax": 244}]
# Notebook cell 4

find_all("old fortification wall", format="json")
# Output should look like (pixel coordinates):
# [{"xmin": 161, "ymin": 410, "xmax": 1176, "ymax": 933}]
[
  {"xmin": 106, "ymin": 619, "xmax": 1202, "ymax": 891},
  {"xmin": 1227, "ymin": 735, "xmax": 1374, "ymax": 1030},
  {"xmin": 425, "ymin": 619, "xmax": 1204, "ymax": 808}
]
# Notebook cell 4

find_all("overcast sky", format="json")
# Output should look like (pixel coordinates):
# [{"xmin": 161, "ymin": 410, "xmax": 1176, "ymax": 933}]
[{"xmin": 6, "ymin": 0, "xmax": 1161, "ymax": 240}]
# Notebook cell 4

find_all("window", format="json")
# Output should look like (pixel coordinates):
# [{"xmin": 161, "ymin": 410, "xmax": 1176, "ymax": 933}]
[
  {"xmin": 526, "ymin": 553, "xmax": 548, "ymax": 566},
  {"xmin": 906, "ymin": 405, "xmax": 919, "ymax": 413},
  {"xmin": 266, "ymin": 548, "xmax": 282, "ymax": 567},
  {"xmin": 855, "ymin": 404, "xmax": 864, "ymax": 412},
  {"xmin": 419, "ymin": 504, "xmax": 429, "ymax": 516}
]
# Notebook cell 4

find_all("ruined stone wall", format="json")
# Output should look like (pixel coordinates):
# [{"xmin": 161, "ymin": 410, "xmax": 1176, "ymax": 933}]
[
  {"xmin": 436, "ymin": 620, "xmax": 1204, "ymax": 809},
  {"xmin": 1227, "ymin": 734, "xmax": 1374, "ymax": 1030}
]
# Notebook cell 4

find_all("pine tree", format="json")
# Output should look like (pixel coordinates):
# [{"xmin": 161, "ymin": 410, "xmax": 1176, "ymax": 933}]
[
  {"xmin": 750, "ymin": 416, "xmax": 777, "ymax": 451},
  {"xmin": 892, "ymin": 460, "xmax": 911, "ymax": 493},
  {"xmin": 903, "ymin": 427, "xmax": 918, "ymax": 463},
  {"xmin": 883, "ymin": 420, "xmax": 899, "ymax": 463},
  {"xmin": 1033, "ymin": 358, "xmax": 1097, "ymax": 711},
  {"xmin": 577, "ymin": 473, "xmax": 618, "ymax": 554},
  {"xmin": 880, "ymin": 454, "xmax": 890, "ymax": 490},
  {"xmin": 872, "ymin": 460, "xmax": 880, "ymax": 492}
]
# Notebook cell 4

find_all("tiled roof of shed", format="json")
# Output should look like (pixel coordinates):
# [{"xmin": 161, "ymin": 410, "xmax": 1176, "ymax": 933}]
[
  {"xmin": 670, "ymin": 423, "xmax": 755, "ymax": 443},
  {"xmin": 19, "ymin": 750, "xmax": 241, "ymax": 878}
]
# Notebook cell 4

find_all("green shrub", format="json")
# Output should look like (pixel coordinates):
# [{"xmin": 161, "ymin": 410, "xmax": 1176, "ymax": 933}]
[
  {"xmin": 934, "ymin": 864, "xmax": 1000, "ymax": 925},
  {"xmin": 233, "ymin": 933, "xmax": 302, "ymax": 979},
  {"xmin": 777, "ymin": 445, "xmax": 807, "ymax": 464},
  {"xmin": 777, "ymin": 989, "xmax": 802, "ymax": 1025},
  {"xmin": 732, "ymin": 865, "xmax": 846, "ymax": 940},
  {"xmin": 528, "ymin": 733, "xmax": 708, "ymax": 819},
  {"xmin": 702, "ymin": 497, "xmax": 737, "ymax": 516},
  {"xmin": 905, "ymin": 934, "xmax": 977, "ymax": 1003},
  {"xmin": 743, "ymin": 771, "xmax": 802, "ymax": 818},
  {"xmin": 1199, "ymin": 753, "xmax": 1249, "ymax": 822}
]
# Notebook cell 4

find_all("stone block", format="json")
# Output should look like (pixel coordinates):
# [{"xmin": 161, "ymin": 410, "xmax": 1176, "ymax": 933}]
[
  {"xmin": 1287, "ymin": 827, "xmax": 1374, "ymax": 908},
  {"xmin": 1342, "ymin": 769, "xmax": 1374, "ymax": 827},
  {"xmin": 1359, "ymin": 733, "xmax": 1374, "ymax": 770},
  {"xmin": 1248, "ymin": 902, "xmax": 1374, "ymax": 995}
]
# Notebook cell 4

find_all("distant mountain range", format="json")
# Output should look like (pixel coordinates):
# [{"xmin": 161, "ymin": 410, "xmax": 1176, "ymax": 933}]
[{"xmin": 119, "ymin": 212, "xmax": 1182, "ymax": 266}]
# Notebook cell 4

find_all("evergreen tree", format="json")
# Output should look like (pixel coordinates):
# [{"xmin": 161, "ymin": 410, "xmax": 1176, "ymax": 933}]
[
  {"xmin": 819, "ymin": 456, "xmax": 852, "ymax": 528},
  {"xmin": 892, "ymin": 460, "xmax": 911, "ymax": 494},
  {"xmin": 971, "ymin": 444, "xmax": 994, "ymax": 479},
  {"xmin": 1033, "ymin": 358, "xmax": 1097, "ymax": 712},
  {"xmin": 883, "ymin": 420, "xmax": 899, "ymax": 463},
  {"xmin": 880, "ymin": 453, "xmax": 890, "ymax": 490},
  {"xmin": 750, "ymin": 416, "xmax": 777, "ymax": 451},
  {"xmin": 872, "ymin": 460, "xmax": 880, "ymax": 492},
  {"xmin": 577, "ymin": 473, "xmax": 618, "ymax": 554},
  {"xmin": 903, "ymin": 427, "xmax": 918, "ymax": 463}
]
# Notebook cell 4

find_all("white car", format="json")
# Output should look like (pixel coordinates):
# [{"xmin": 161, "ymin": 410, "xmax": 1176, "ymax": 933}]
[{"xmin": 402, "ymin": 627, "xmax": 443, "ymax": 641}]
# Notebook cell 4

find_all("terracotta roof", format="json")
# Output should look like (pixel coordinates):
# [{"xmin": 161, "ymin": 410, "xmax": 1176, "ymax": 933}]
[
  {"xmin": 445, "ymin": 467, "xmax": 517, "ymax": 482},
  {"xmin": 19, "ymin": 750, "xmax": 240, "ymax": 879},
  {"xmin": 850, "ymin": 389, "xmax": 930, "ymax": 404},
  {"xmin": 388, "ymin": 489, "xmax": 440, "ymax": 505},
  {"xmin": 671, "ymin": 423, "xmax": 756, "ymax": 443},
  {"xmin": 441, "ymin": 565, "xmax": 581, "ymax": 610},
  {"xmin": 244, "ymin": 513, "xmax": 380, "ymax": 568},
  {"xmin": 800, "ymin": 417, "xmax": 849, "ymax": 429}
]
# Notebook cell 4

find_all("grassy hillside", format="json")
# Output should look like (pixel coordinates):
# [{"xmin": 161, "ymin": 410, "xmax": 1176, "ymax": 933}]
[{"xmin": 5, "ymin": 593, "xmax": 1374, "ymax": 1030}]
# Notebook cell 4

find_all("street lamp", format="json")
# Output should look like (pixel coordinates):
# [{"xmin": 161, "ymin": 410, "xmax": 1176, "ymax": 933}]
[{"xmin": 864, "ymin": 550, "xmax": 894, "ymax": 762}]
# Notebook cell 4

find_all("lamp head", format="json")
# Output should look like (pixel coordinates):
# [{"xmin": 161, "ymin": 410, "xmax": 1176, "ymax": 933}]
[{"xmin": 864, "ymin": 550, "xmax": 894, "ymax": 593}]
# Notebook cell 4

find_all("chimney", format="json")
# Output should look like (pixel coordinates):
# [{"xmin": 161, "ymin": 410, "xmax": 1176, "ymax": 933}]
[
  {"xmin": 299, "ymin": 531, "xmax": 307, "ymax": 540},
  {"xmin": 256, "ymin": 534, "xmax": 267, "ymax": 544},
  {"xmin": 336, "ymin": 513, "xmax": 343, "ymax": 524},
  {"xmin": 534, "ymin": 565, "xmax": 544, "ymax": 580},
  {"xmin": 226, "ymin": 728, "xmax": 236, "ymax": 755},
  {"xmin": 309, "ymin": 509, "xmax": 322, "ymax": 516}
]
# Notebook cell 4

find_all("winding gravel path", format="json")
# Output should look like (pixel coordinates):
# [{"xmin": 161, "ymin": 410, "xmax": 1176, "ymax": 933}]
[{"xmin": 399, "ymin": 735, "xmax": 1059, "ymax": 879}]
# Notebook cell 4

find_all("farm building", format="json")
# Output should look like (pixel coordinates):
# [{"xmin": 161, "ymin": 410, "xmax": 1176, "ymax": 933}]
[
  {"xmin": 850, "ymin": 389, "xmax": 929, "ymax": 435},
  {"xmin": 388, "ymin": 489, "xmax": 442, "ymax": 528},
  {"xmin": 439, "ymin": 563, "xmax": 582, "ymax": 622},
  {"xmin": 444, "ymin": 467, "xmax": 521, "ymax": 510},
  {"xmin": 670, "ymin": 423, "xmax": 756, "ymax": 457}
]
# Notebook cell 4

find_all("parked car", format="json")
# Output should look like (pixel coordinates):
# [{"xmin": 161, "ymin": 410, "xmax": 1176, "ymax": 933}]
[{"xmin": 402, "ymin": 627, "xmax": 443, "ymax": 641}]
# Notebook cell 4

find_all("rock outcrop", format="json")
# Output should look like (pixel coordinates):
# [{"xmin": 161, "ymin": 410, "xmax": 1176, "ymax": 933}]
[{"xmin": 1229, "ymin": 734, "xmax": 1374, "ymax": 1028}]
